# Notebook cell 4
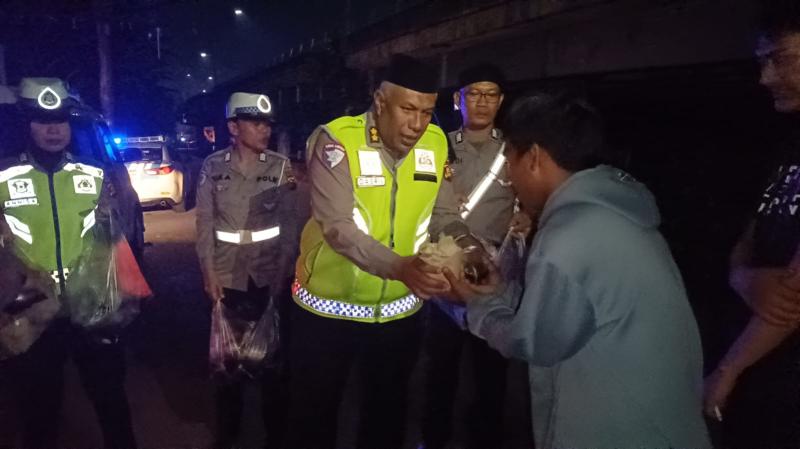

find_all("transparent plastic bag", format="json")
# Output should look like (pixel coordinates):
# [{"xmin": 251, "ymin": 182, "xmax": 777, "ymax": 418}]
[
  {"xmin": 209, "ymin": 301, "xmax": 239, "ymax": 375},
  {"xmin": 239, "ymin": 299, "xmax": 280, "ymax": 374},
  {"xmin": 65, "ymin": 234, "xmax": 152, "ymax": 330},
  {"xmin": 494, "ymin": 230, "xmax": 527, "ymax": 285},
  {"xmin": 210, "ymin": 298, "xmax": 280, "ymax": 379}
]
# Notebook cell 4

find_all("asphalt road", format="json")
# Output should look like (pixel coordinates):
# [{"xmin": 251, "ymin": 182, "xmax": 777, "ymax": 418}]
[{"xmin": 0, "ymin": 205, "xmax": 533, "ymax": 449}]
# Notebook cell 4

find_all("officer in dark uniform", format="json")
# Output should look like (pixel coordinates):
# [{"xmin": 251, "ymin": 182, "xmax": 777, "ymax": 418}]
[
  {"xmin": 424, "ymin": 64, "xmax": 531, "ymax": 449},
  {"xmin": 195, "ymin": 92, "xmax": 296, "ymax": 449}
]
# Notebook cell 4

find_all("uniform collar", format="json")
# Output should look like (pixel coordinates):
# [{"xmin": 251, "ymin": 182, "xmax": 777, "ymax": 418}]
[
  {"xmin": 23, "ymin": 148, "xmax": 74, "ymax": 172},
  {"xmin": 457, "ymin": 126, "xmax": 501, "ymax": 142},
  {"xmin": 226, "ymin": 146, "xmax": 268, "ymax": 163}
]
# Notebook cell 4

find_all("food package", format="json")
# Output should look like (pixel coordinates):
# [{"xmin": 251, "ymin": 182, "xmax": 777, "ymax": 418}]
[{"xmin": 418, "ymin": 234, "xmax": 465, "ymax": 279}]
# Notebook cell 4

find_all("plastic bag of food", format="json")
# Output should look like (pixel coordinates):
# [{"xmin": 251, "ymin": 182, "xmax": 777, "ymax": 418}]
[
  {"xmin": 210, "ymin": 297, "xmax": 280, "ymax": 379},
  {"xmin": 209, "ymin": 300, "xmax": 240, "ymax": 376},
  {"xmin": 65, "ymin": 233, "xmax": 151, "ymax": 331},
  {"xmin": 239, "ymin": 299, "xmax": 280, "ymax": 375},
  {"xmin": 418, "ymin": 234, "xmax": 465, "ymax": 279}
]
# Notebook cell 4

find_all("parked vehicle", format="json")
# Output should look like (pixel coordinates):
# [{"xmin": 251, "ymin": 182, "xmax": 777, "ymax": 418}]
[{"xmin": 121, "ymin": 135, "xmax": 194, "ymax": 212}]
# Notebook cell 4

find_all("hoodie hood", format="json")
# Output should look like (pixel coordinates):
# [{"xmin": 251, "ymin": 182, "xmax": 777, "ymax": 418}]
[{"xmin": 539, "ymin": 165, "xmax": 661, "ymax": 229}]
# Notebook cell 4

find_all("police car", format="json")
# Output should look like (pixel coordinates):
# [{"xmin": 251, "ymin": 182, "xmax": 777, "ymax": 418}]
[{"xmin": 121, "ymin": 135, "xmax": 191, "ymax": 212}]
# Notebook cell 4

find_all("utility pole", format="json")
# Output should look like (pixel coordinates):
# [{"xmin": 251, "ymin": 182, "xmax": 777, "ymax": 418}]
[
  {"xmin": 156, "ymin": 27, "xmax": 162, "ymax": 60},
  {"xmin": 0, "ymin": 45, "xmax": 6, "ymax": 86},
  {"xmin": 94, "ymin": 0, "xmax": 114, "ymax": 123}
]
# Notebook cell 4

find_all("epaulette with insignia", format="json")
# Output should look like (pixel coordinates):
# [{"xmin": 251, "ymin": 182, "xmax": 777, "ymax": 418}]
[
  {"xmin": 369, "ymin": 127, "xmax": 380, "ymax": 144},
  {"xmin": 444, "ymin": 160, "xmax": 454, "ymax": 181}
]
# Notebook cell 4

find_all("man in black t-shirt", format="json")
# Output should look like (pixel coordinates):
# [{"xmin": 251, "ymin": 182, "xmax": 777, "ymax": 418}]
[{"xmin": 719, "ymin": 2, "xmax": 800, "ymax": 447}]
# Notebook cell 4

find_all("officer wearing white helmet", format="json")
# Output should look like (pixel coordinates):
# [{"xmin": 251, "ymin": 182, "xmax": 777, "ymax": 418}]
[
  {"xmin": 195, "ymin": 91, "xmax": 296, "ymax": 449},
  {"xmin": 0, "ymin": 78, "xmax": 137, "ymax": 449}
]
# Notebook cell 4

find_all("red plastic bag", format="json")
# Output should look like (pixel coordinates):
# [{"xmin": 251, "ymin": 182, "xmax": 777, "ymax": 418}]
[
  {"xmin": 113, "ymin": 237, "xmax": 152, "ymax": 299},
  {"xmin": 65, "ymin": 234, "xmax": 151, "ymax": 330}
]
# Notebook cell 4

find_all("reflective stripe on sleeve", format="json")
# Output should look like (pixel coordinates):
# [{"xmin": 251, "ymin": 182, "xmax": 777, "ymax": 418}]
[{"xmin": 4, "ymin": 214, "xmax": 33, "ymax": 244}]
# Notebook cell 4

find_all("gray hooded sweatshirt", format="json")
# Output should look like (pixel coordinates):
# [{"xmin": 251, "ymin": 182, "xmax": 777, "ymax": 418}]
[{"xmin": 467, "ymin": 165, "xmax": 710, "ymax": 449}]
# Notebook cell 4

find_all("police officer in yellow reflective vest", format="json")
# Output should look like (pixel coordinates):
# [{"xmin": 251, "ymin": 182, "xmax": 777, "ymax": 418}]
[
  {"xmin": 284, "ymin": 54, "xmax": 478, "ymax": 449},
  {"xmin": 0, "ymin": 78, "xmax": 136, "ymax": 449},
  {"xmin": 195, "ymin": 92, "xmax": 296, "ymax": 449}
]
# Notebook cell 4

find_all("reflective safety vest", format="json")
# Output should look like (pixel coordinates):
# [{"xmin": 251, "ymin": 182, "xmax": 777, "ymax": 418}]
[
  {"xmin": 294, "ymin": 114, "xmax": 448, "ymax": 323},
  {"xmin": 0, "ymin": 153, "xmax": 104, "ymax": 286}
]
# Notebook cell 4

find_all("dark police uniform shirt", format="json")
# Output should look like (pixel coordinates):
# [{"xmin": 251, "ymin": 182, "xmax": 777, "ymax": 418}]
[
  {"xmin": 439, "ymin": 128, "xmax": 516, "ymax": 247},
  {"xmin": 196, "ymin": 147, "xmax": 297, "ymax": 292}
]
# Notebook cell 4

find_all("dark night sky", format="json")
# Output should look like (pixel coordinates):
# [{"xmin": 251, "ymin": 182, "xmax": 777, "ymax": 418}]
[
  {"xmin": 0, "ymin": 0, "xmax": 422, "ymax": 128},
  {"xmin": 166, "ymin": 0, "xmax": 343, "ymax": 83}
]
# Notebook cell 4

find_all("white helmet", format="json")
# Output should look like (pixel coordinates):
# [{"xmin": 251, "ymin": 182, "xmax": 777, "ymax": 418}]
[
  {"xmin": 225, "ymin": 92, "xmax": 275, "ymax": 121},
  {"xmin": 18, "ymin": 77, "xmax": 76, "ymax": 120}
]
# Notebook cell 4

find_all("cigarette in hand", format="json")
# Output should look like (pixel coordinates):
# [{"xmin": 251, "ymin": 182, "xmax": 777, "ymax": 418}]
[{"xmin": 713, "ymin": 406, "xmax": 723, "ymax": 422}]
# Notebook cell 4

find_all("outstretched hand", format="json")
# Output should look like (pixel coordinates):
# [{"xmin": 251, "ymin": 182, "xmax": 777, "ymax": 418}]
[
  {"xmin": 442, "ymin": 264, "xmax": 501, "ymax": 304},
  {"xmin": 395, "ymin": 255, "xmax": 450, "ymax": 300}
]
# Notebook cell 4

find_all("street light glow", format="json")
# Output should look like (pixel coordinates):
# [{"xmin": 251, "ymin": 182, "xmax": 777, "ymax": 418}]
[
  {"xmin": 234, "ymin": 8, "xmax": 243, "ymax": 15},
  {"xmin": 202, "ymin": 89, "xmax": 207, "ymax": 93},
  {"xmin": 208, "ymin": 76, "xmax": 214, "ymax": 80},
  {"xmin": 186, "ymin": 73, "xmax": 191, "ymax": 78},
  {"xmin": 200, "ymin": 52, "xmax": 208, "ymax": 58}
]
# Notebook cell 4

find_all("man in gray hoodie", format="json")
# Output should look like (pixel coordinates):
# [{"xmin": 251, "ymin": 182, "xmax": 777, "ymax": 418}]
[{"xmin": 445, "ymin": 93, "xmax": 710, "ymax": 449}]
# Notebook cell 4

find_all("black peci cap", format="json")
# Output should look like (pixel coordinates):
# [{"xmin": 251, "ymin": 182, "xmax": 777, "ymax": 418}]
[
  {"xmin": 457, "ymin": 63, "xmax": 506, "ymax": 91},
  {"xmin": 383, "ymin": 54, "xmax": 439, "ymax": 94}
]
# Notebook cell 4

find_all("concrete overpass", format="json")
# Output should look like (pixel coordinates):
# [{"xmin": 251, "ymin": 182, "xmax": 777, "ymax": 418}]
[{"xmin": 344, "ymin": 0, "xmax": 760, "ymax": 87}]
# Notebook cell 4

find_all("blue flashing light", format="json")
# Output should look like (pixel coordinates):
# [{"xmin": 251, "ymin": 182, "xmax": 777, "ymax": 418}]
[{"xmin": 113, "ymin": 136, "xmax": 123, "ymax": 145}]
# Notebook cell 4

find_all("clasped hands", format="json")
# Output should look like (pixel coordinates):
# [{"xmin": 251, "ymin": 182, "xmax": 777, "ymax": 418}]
[{"xmin": 394, "ymin": 250, "xmax": 501, "ymax": 303}]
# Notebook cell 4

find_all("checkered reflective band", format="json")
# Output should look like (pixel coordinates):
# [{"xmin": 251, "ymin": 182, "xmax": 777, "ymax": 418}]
[
  {"xmin": 292, "ymin": 280, "xmax": 420, "ymax": 320},
  {"xmin": 235, "ymin": 106, "xmax": 266, "ymax": 116}
]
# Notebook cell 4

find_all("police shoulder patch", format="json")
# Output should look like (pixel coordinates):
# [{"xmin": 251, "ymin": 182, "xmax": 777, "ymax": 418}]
[{"xmin": 323, "ymin": 144, "xmax": 346, "ymax": 169}]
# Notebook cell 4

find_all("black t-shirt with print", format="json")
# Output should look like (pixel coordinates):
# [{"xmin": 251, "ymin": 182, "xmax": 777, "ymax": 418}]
[
  {"xmin": 752, "ymin": 161, "xmax": 800, "ymax": 267},
  {"xmin": 728, "ymin": 127, "xmax": 800, "ymax": 448}
]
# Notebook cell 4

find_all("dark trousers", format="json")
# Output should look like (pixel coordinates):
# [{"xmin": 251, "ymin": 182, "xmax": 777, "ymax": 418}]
[
  {"xmin": 1, "ymin": 320, "xmax": 136, "ymax": 449},
  {"xmin": 215, "ymin": 281, "xmax": 289, "ymax": 449},
  {"xmin": 283, "ymin": 303, "xmax": 422, "ymax": 449},
  {"xmin": 720, "ymin": 335, "xmax": 800, "ymax": 449},
  {"xmin": 422, "ymin": 303, "xmax": 507, "ymax": 449}
]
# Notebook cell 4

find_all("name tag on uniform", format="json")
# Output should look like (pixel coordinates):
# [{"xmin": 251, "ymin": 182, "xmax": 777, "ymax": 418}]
[
  {"xmin": 4, "ymin": 198, "xmax": 38, "ymax": 208},
  {"xmin": 413, "ymin": 149, "xmax": 438, "ymax": 183},
  {"xmin": 357, "ymin": 176, "xmax": 386, "ymax": 187},
  {"xmin": 358, "ymin": 150, "xmax": 383, "ymax": 176}
]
